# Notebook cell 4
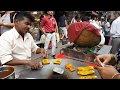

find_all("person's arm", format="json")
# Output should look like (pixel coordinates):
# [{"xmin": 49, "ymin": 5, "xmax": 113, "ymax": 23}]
[
  {"xmin": 64, "ymin": 16, "xmax": 68, "ymax": 28},
  {"xmin": 0, "ymin": 22, "xmax": 14, "ymax": 27},
  {"xmin": 94, "ymin": 54, "xmax": 117, "ymax": 65},
  {"xmin": 55, "ymin": 22, "xmax": 59, "ymax": 33},
  {"xmin": 96, "ymin": 65, "xmax": 119, "ymax": 79},
  {"xmin": 65, "ymin": 19, "xmax": 68, "ymax": 29},
  {"xmin": 2, "ymin": 22, "xmax": 14, "ymax": 27},
  {"xmin": 30, "ymin": 34, "xmax": 47, "ymax": 58},
  {"xmin": 0, "ymin": 34, "xmax": 42, "ymax": 69},
  {"xmin": 5, "ymin": 58, "xmax": 42, "ymax": 70},
  {"xmin": 112, "ymin": 73, "xmax": 120, "ymax": 79},
  {"xmin": 4, "ymin": 58, "xmax": 29, "ymax": 66},
  {"xmin": 39, "ymin": 18, "xmax": 47, "ymax": 36},
  {"xmin": 36, "ymin": 48, "xmax": 47, "ymax": 58}
]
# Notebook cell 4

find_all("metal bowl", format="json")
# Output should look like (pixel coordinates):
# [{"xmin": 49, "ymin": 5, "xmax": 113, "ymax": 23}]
[{"xmin": 0, "ymin": 66, "xmax": 15, "ymax": 79}]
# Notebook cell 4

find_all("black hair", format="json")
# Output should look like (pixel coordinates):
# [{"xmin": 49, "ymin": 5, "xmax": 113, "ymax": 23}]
[
  {"xmin": 40, "ymin": 14, "xmax": 44, "ymax": 19},
  {"xmin": 75, "ymin": 15, "xmax": 80, "ymax": 20},
  {"xmin": 14, "ymin": 11, "xmax": 35, "ymax": 22},
  {"xmin": 60, "ymin": 11, "xmax": 66, "ymax": 16},
  {"xmin": 81, "ymin": 15, "xmax": 90, "ymax": 22}
]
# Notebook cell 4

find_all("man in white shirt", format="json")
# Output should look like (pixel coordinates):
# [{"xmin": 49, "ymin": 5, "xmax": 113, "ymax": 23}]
[
  {"xmin": 0, "ymin": 11, "xmax": 46, "ymax": 78},
  {"xmin": 110, "ymin": 11, "xmax": 120, "ymax": 54},
  {"xmin": 90, "ymin": 19, "xmax": 105, "ymax": 45}
]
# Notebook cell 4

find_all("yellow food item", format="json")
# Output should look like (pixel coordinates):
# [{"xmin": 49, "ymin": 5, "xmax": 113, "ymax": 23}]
[
  {"xmin": 42, "ymin": 59, "xmax": 50, "ymax": 65},
  {"xmin": 77, "ymin": 67, "xmax": 87, "ymax": 71},
  {"xmin": 53, "ymin": 59, "xmax": 62, "ymax": 64},
  {"xmin": 65, "ymin": 63, "xmax": 72, "ymax": 69},
  {"xmin": 87, "ymin": 66, "xmax": 94, "ymax": 70},
  {"xmin": 79, "ymin": 75, "xmax": 97, "ymax": 79},
  {"xmin": 78, "ymin": 66, "xmax": 94, "ymax": 71},
  {"xmin": 69, "ymin": 66, "xmax": 75, "ymax": 72},
  {"xmin": 77, "ymin": 70, "xmax": 95, "ymax": 75},
  {"xmin": 65, "ymin": 63, "xmax": 75, "ymax": 72}
]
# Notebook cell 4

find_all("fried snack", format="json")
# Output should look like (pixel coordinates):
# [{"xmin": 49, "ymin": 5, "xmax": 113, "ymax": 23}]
[
  {"xmin": 69, "ymin": 66, "xmax": 75, "ymax": 72},
  {"xmin": 65, "ymin": 63, "xmax": 75, "ymax": 72},
  {"xmin": 77, "ymin": 70, "xmax": 95, "ymax": 75},
  {"xmin": 53, "ymin": 59, "xmax": 62, "ymax": 64},
  {"xmin": 65, "ymin": 63, "xmax": 72, "ymax": 69},
  {"xmin": 79, "ymin": 75, "xmax": 97, "ymax": 79},
  {"xmin": 87, "ymin": 66, "xmax": 94, "ymax": 70},
  {"xmin": 42, "ymin": 59, "xmax": 50, "ymax": 65},
  {"xmin": 78, "ymin": 66, "xmax": 94, "ymax": 71}
]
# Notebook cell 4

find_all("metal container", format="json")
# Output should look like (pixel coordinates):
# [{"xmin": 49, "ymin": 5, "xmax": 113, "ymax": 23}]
[
  {"xmin": 61, "ymin": 47, "xmax": 96, "ymax": 63},
  {"xmin": 74, "ymin": 30, "xmax": 101, "ymax": 47},
  {"xmin": 67, "ymin": 22, "xmax": 101, "ymax": 47},
  {"xmin": 0, "ymin": 66, "xmax": 15, "ymax": 79}
]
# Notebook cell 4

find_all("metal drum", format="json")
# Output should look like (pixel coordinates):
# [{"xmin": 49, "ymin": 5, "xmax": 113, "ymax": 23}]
[
  {"xmin": 74, "ymin": 30, "xmax": 101, "ymax": 47},
  {"xmin": 67, "ymin": 22, "xmax": 101, "ymax": 47}
]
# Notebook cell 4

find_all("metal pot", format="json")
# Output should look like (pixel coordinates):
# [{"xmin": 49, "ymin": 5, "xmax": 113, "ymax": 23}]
[
  {"xmin": 74, "ymin": 30, "xmax": 101, "ymax": 47},
  {"xmin": 0, "ymin": 66, "xmax": 15, "ymax": 79}
]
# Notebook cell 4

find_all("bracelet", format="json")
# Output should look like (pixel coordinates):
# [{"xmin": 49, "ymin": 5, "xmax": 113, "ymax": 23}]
[{"xmin": 112, "ymin": 73, "xmax": 120, "ymax": 79}]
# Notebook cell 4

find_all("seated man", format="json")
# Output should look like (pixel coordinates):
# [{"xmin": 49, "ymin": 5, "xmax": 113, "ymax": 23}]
[{"xmin": 0, "ymin": 11, "xmax": 47, "ymax": 78}]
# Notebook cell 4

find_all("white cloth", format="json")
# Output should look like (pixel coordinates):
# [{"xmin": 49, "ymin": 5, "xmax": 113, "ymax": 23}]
[
  {"xmin": 71, "ymin": 18, "xmax": 76, "ymax": 24},
  {"xmin": 105, "ymin": 22, "xmax": 110, "ymax": 32},
  {"xmin": 0, "ymin": 27, "xmax": 39, "ymax": 77},
  {"xmin": 99, "ymin": 30, "xmax": 105, "ymax": 45},
  {"xmin": 44, "ymin": 32, "xmax": 56, "ymax": 55},
  {"xmin": 90, "ymin": 21, "xmax": 102, "ymax": 30},
  {"xmin": 110, "ymin": 16, "xmax": 120, "ymax": 37},
  {"xmin": 39, "ymin": 34, "xmax": 46, "ymax": 44},
  {"xmin": 60, "ymin": 27, "xmax": 68, "ymax": 38},
  {"xmin": 90, "ymin": 22, "xmax": 105, "ymax": 45}
]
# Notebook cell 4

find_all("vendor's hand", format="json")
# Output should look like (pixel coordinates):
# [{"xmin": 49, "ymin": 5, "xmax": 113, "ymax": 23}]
[
  {"xmin": 27, "ymin": 60, "xmax": 43, "ymax": 70},
  {"xmin": 40, "ymin": 48, "xmax": 48, "ymax": 58},
  {"xmin": 94, "ymin": 54, "xmax": 114, "ymax": 65},
  {"xmin": 96, "ymin": 65, "xmax": 119, "ymax": 79}
]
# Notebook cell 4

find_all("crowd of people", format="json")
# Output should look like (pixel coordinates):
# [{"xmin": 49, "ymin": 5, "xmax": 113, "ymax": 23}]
[{"xmin": 0, "ymin": 11, "xmax": 120, "ymax": 79}]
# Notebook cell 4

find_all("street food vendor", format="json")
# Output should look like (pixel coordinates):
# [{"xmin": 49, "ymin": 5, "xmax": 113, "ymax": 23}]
[
  {"xmin": 0, "ymin": 11, "xmax": 47, "ymax": 78},
  {"xmin": 94, "ymin": 50, "xmax": 120, "ymax": 79}
]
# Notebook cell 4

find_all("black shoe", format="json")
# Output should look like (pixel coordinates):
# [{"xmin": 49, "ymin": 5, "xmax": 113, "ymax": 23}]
[{"xmin": 52, "ymin": 55, "xmax": 56, "ymax": 59}]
